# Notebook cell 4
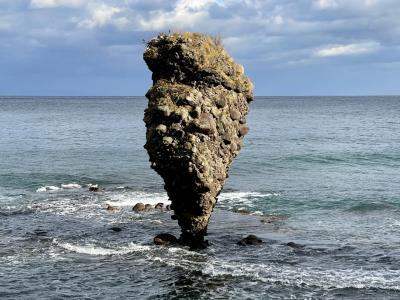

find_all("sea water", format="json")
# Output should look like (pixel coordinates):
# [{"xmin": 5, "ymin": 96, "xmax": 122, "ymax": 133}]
[{"xmin": 0, "ymin": 96, "xmax": 399, "ymax": 299}]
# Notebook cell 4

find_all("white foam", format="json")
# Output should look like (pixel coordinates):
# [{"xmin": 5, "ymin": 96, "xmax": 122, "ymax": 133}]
[
  {"xmin": 106, "ymin": 191, "xmax": 277, "ymax": 208},
  {"xmin": 55, "ymin": 240, "xmax": 151, "ymax": 256},
  {"xmin": 105, "ymin": 191, "xmax": 170, "ymax": 208},
  {"xmin": 217, "ymin": 191, "xmax": 279, "ymax": 209},
  {"xmin": 61, "ymin": 183, "xmax": 82, "ymax": 189},
  {"xmin": 36, "ymin": 183, "xmax": 83, "ymax": 192},
  {"xmin": 129, "ymin": 243, "xmax": 400, "ymax": 291},
  {"xmin": 199, "ymin": 260, "xmax": 400, "ymax": 291},
  {"xmin": 219, "ymin": 191, "xmax": 278, "ymax": 202},
  {"xmin": 36, "ymin": 186, "xmax": 61, "ymax": 192},
  {"xmin": 52, "ymin": 235, "xmax": 400, "ymax": 291},
  {"xmin": 250, "ymin": 211, "xmax": 264, "ymax": 216}
]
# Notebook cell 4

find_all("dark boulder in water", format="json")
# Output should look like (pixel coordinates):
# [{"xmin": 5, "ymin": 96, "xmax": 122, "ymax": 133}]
[
  {"xmin": 286, "ymin": 242, "xmax": 305, "ymax": 249},
  {"xmin": 133, "ymin": 203, "xmax": 145, "ymax": 212},
  {"xmin": 143, "ymin": 32, "xmax": 254, "ymax": 248},
  {"xmin": 155, "ymin": 202, "xmax": 164, "ymax": 209},
  {"xmin": 89, "ymin": 185, "xmax": 104, "ymax": 192},
  {"xmin": 154, "ymin": 233, "xmax": 179, "ymax": 246},
  {"xmin": 33, "ymin": 229, "xmax": 48, "ymax": 236},
  {"xmin": 109, "ymin": 226, "xmax": 122, "ymax": 232},
  {"xmin": 237, "ymin": 235, "xmax": 263, "ymax": 246}
]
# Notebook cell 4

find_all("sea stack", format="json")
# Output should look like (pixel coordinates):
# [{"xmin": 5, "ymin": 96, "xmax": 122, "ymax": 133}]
[{"xmin": 143, "ymin": 32, "xmax": 254, "ymax": 248}]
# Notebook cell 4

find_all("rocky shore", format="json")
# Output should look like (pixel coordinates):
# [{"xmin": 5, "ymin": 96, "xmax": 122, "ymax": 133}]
[{"xmin": 143, "ymin": 32, "xmax": 254, "ymax": 248}]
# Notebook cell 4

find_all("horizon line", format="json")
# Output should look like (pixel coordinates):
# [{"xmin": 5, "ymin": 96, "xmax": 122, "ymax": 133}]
[{"xmin": 1, "ymin": 95, "xmax": 399, "ymax": 98}]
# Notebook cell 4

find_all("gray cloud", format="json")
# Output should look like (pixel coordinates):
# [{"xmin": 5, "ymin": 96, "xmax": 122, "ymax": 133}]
[{"xmin": 0, "ymin": 0, "xmax": 399, "ymax": 95}]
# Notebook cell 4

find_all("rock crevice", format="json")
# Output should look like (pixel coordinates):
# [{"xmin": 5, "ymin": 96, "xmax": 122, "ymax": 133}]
[{"xmin": 143, "ymin": 32, "xmax": 254, "ymax": 248}]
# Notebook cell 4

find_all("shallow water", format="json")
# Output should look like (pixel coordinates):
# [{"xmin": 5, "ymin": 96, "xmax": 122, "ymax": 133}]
[{"xmin": 1, "ymin": 96, "xmax": 400, "ymax": 299}]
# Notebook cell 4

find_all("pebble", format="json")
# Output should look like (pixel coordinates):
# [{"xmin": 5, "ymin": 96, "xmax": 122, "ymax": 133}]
[
  {"xmin": 238, "ymin": 125, "xmax": 249, "ymax": 136},
  {"xmin": 215, "ymin": 99, "xmax": 226, "ymax": 108},
  {"xmin": 163, "ymin": 136, "xmax": 174, "ymax": 144},
  {"xmin": 230, "ymin": 108, "xmax": 241, "ymax": 120},
  {"xmin": 156, "ymin": 124, "xmax": 167, "ymax": 134}
]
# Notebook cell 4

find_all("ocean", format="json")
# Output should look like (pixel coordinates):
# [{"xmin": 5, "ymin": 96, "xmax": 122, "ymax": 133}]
[{"xmin": 1, "ymin": 96, "xmax": 399, "ymax": 299}]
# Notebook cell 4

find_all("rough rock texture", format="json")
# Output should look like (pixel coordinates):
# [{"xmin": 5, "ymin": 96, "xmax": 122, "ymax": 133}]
[{"xmin": 143, "ymin": 32, "xmax": 254, "ymax": 248}]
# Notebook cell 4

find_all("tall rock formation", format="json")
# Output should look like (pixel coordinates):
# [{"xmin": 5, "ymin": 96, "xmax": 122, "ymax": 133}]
[{"xmin": 143, "ymin": 32, "xmax": 254, "ymax": 248}]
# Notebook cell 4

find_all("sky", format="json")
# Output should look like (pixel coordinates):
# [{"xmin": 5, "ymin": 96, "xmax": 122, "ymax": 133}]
[{"xmin": 0, "ymin": 0, "xmax": 399, "ymax": 96}]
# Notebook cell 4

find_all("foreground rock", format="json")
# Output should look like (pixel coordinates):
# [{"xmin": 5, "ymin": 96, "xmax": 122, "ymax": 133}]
[
  {"xmin": 143, "ymin": 32, "xmax": 254, "ymax": 248},
  {"xmin": 237, "ymin": 235, "xmax": 263, "ymax": 246},
  {"xmin": 133, "ymin": 203, "xmax": 145, "ymax": 212},
  {"xmin": 88, "ymin": 184, "xmax": 104, "ymax": 192},
  {"xmin": 154, "ymin": 233, "xmax": 179, "ymax": 246}
]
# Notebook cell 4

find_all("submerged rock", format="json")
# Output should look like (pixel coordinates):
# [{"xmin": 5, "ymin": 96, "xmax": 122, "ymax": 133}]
[
  {"xmin": 237, "ymin": 235, "xmax": 263, "ymax": 246},
  {"xmin": 106, "ymin": 204, "xmax": 118, "ymax": 211},
  {"xmin": 286, "ymin": 242, "xmax": 305, "ymax": 249},
  {"xmin": 154, "ymin": 233, "xmax": 178, "ymax": 246},
  {"xmin": 260, "ymin": 215, "xmax": 287, "ymax": 224},
  {"xmin": 33, "ymin": 229, "xmax": 48, "ymax": 236},
  {"xmin": 143, "ymin": 32, "xmax": 254, "ymax": 248},
  {"xmin": 109, "ymin": 226, "xmax": 122, "ymax": 232}
]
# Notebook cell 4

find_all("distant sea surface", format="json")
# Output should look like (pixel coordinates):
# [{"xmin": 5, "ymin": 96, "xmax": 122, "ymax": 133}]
[{"xmin": 1, "ymin": 96, "xmax": 400, "ymax": 299}]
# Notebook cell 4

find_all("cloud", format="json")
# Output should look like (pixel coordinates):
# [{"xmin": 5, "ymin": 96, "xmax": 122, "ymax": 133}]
[
  {"xmin": 77, "ymin": 4, "xmax": 129, "ymax": 29},
  {"xmin": 30, "ymin": 0, "xmax": 84, "ymax": 8},
  {"xmin": 2, "ymin": 0, "xmax": 400, "ymax": 95},
  {"xmin": 314, "ymin": 41, "xmax": 380, "ymax": 57},
  {"xmin": 0, "ymin": 19, "xmax": 11, "ymax": 32},
  {"xmin": 313, "ymin": 0, "xmax": 338, "ymax": 9},
  {"xmin": 138, "ymin": 0, "xmax": 214, "ymax": 31}
]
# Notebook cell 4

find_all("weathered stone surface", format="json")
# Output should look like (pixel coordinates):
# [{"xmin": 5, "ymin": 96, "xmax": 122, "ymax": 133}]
[{"xmin": 143, "ymin": 32, "xmax": 253, "ymax": 248}]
